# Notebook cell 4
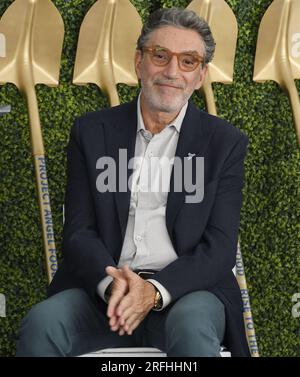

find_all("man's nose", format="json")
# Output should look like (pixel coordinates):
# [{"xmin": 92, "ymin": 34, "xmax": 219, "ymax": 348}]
[{"xmin": 163, "ymin": 55, "xmax": 180, "ymax": 77}]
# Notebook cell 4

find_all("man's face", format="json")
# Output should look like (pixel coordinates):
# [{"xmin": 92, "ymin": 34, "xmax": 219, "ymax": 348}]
[{"xmin": 135, "ymin": 26, "xmax": 207, "ymax": 114}]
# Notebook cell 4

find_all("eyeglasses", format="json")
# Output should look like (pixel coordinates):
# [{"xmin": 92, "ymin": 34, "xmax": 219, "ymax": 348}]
[{"xmin": 140, "ymin": 45, "xmax": 204, "ymax": 72}]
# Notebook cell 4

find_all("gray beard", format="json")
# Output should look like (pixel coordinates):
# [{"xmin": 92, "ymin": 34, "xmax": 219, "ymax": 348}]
[{"xmin": 141, "ymin": 82, "xmax": 191, "ymax": 114}]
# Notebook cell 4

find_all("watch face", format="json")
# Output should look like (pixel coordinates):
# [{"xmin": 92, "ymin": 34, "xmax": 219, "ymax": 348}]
[{"xmin": 155, "ymin": 290, "xmax": 162, "ymax": 309}]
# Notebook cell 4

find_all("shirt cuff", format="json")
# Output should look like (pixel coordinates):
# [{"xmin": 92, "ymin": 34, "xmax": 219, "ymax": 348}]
[
  {"xmin": 97, "ymin": 275, "xmax": 113, "ymax": 303},
  {"xmin": 146, "ymin": 279, "xmax": 172, "ymax": 311}
]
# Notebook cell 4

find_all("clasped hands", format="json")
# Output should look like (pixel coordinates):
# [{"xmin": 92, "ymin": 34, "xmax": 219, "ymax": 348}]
[{"xmin": 105, "ymin": 265, "xmax": 156, "ymax": 336}]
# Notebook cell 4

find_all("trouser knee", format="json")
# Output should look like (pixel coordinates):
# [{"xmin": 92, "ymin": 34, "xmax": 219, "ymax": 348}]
[
  {"xmin": 16, "ymin": 289, "xmax": 91, "ymax": 356},
  {"xmin": 165, "ymin": 291, "xmax": 225, "ymax": 356},
  {"xmin": 20, "ymin": 289, "xmax": 88, "ymax": 333}
]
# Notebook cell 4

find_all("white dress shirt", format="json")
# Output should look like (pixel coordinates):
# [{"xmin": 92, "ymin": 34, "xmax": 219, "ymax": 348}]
[{"xmin": 97, "ymin": 94, "xmax": 188, "ymax": 310}]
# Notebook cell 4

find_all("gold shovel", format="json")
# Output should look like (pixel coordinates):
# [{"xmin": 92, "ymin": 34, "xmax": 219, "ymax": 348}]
[
  {"xmin": 253, "ymin": 0, "xmax": 300, "ymax": 148},
  {"xmin": 187, "ymin": 0, "xmax": 238, "ymax": 115},
  {"xmin": 0, "ymin": 0, "xmax": 64, "ymax": 283},
  {"xmin": 73, "ymin": 0, "xmax": 142, "ymax": 107},
  {"xmin": 187, "ymin": 0, "xmax": 259, "ymax": 356}
]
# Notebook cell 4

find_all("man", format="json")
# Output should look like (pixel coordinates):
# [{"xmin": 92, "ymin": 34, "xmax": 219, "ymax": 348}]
[{"xmin": 16, "ymin": 8, "xmax": 250, "ymax": 357}]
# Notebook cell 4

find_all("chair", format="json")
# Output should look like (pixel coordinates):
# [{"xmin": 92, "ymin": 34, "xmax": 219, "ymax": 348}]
[
  {"xmin": 62, "ymin": 205, "xmax": 258, "ymax": 358},
  {"xmin": 79, "ymin": 242, "xmax": 258, "ymax": 357},
  {"xmin": 80, "ymin": 347, "xmax": 232, "ymax": 357}
]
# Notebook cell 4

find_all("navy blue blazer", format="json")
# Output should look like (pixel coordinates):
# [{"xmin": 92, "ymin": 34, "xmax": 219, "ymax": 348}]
[{"xmin": 48, "ymin": 98, "xmax": 251, "ymax": 357}]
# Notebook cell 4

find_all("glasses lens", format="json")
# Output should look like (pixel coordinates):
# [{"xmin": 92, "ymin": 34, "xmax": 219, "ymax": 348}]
[
  {"xmin": 150, "ymin": 48, "xmax": 170, "ymax": 66},
  {"xmin": 179, "ymin": 54, "xmax": 200, "ymax": 71},
  {"xmin": 144, "ymin": 46, "xmax": 202, "ymax": 71}
]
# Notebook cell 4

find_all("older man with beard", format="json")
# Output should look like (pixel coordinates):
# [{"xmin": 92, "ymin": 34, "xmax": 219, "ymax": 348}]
[{"xmin": 16, "ymin": 8, "xmax": 250, "ymax": 357}]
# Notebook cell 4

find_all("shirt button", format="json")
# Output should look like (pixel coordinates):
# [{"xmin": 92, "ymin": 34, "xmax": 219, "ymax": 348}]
[
  {"xmin": 142, "ymin": 130, "xmax": 153, "ymax": 142},
  {"xmin": 135, "ymin": 235, "xmax": 142, "ymax": 242}
]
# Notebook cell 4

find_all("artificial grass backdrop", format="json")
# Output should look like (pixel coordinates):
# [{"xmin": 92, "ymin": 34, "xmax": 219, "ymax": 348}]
[{"xmin": 0, "ymin": 0, "xmax": 299, "ymax": 356}]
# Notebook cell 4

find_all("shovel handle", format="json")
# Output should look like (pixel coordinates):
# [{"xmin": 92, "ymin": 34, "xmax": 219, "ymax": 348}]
[
  {"xmin": 200, "ymin": 74, "xmax": 217, "ymax": 116},
  {"xmin": 24, "ymin": 86, "xmax": 58, "ymax": 283},
  {"xmin": 102, "ymin": 78, "xmax": 120, "ymax": 107},
  {"xmin": 236, "ymin": 241, "xmax": 260, "ymax": 357},
  {"xmin": 107, "ymin": 85, "xmax": 120, "ymax": 107},
  {"xmin": 286, "ymin": 82, "xmax": 300, "ymax": 148},
  {"xmin": 34, "ymin": 155, "xmax": 58, "ymax": 283}
]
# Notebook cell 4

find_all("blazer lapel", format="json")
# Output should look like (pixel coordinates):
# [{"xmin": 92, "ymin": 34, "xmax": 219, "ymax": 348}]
[
  {"xmin": 166, "ymin": 101, "xmax": 215, "ymax": 239},
  {"xmin": 104, "ymin": 99, "xmax": 138, "ymax": 241}
]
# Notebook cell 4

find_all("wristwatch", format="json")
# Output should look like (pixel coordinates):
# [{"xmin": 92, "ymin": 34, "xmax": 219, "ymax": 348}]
[{"xmin": 153, "ymin": 288, "xmax": 163, "ymax": 310}]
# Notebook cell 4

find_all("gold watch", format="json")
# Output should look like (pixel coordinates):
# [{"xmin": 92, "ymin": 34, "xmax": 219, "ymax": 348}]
[{"xmin": 153, "ymin": 288, "xmax": 163, "ymax": 310}]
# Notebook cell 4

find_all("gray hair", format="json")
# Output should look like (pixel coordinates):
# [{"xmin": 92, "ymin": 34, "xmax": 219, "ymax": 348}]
[{"xmin": 137, "ymin": 8, "xmax": 215, "ymax": 65}]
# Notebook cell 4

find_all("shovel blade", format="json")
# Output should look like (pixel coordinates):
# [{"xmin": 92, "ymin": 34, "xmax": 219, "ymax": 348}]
[
  {"xmin": 187, "ymin": 0, "xmax": 238, "ymax": 83},
  {"xmin": 0, "ymin": 0, "xmax": 64, "ymax": 87},
  {"xmin": 73, "ymin": 0, "xmax": 141, "ymax": 89},
  {"xmin": 253, "ymin": 0, "xmax": 300, "ymax": 83}
]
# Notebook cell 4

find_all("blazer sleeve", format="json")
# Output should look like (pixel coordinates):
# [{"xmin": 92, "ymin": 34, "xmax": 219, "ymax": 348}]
[
  {"xmin": 152, "ymin": 133, "xmax": 249, "ymax": 302},
  {"xmin": 61, "ymin": 117, "xmax": 117, "ymax": 297}
]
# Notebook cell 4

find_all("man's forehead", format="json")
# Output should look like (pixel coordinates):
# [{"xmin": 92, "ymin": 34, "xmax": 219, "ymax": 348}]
[{"xmin": 146, "ymin": 26, "xmax": 204, "ymax": 54}]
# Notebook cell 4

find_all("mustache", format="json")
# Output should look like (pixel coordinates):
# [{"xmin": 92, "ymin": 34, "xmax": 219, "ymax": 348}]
[{"xmin": 153, "ymin": 78, "xmax": 185, "ymax": 89}]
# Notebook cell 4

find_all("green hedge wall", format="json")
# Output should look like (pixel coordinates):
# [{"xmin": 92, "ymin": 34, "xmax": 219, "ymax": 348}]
[{"xmin": 0, "ymin": 0, "xmax": 299, "ymax": 357}]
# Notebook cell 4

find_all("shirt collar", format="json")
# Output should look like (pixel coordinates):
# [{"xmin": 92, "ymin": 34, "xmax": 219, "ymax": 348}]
[{"xmin": 137, "ymin": 92, "xmax": 188, "ymax": 134}]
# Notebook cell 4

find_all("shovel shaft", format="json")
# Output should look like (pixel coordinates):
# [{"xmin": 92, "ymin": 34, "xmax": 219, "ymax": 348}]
[
  {"xmin": 106, "ymin": 83, "xmax": 120, "ymax": 107},
  {"xmin": 201, "ymin": 75, "xmax": 217, "ymax": 116},
  {"xmin": 25, "ymin": 86, "xmax": 58, "ymax": 283},
  {"xmin": 24, "ymin": 85, "xmax": 45, "ymax": 155},
  {"xmin": 236, "ymin": 242, "xmax": 259, "ymax": 357},
  {"xmin": 34, "ymin": 155, "xmax": 58, "ymax": 283},
  {"xmin": 286, "ymin": 82, "xmax": 300, "ymax": 148}
]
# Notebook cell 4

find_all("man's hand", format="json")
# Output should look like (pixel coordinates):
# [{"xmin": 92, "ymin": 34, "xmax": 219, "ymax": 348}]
[
  {"xmin": 107, "ymin": 265, "xmax": 156, "ymax": 336},
  {"xmin": 105, "ymin": 266, "xmax": 129, "ymax": 331}
]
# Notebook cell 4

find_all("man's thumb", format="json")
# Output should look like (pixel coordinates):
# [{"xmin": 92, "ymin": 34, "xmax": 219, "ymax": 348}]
[{"xmin": 106, "ymin": 266, "xmax": 121, "ymax": 278}]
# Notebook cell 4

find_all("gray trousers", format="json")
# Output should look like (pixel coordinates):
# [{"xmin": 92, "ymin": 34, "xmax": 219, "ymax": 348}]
[{"xmin": 16, "ymin": 289, "xmax": 225, "ymax": 357}]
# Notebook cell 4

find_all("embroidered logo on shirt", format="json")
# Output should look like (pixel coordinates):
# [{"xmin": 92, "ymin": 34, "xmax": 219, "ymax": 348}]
[{"xmin": 187, "ymin": 153, "xmax": 196, "ymax": 160}]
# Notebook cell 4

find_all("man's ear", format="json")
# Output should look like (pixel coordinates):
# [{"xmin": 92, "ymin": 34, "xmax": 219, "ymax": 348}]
[
  {"xmin": 195, "ymin": 64, "xmax": 208, "ymax": 90},
  {"xmin": 134, "ymin": 50, "xmax": 142, "ymax": 80}
]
